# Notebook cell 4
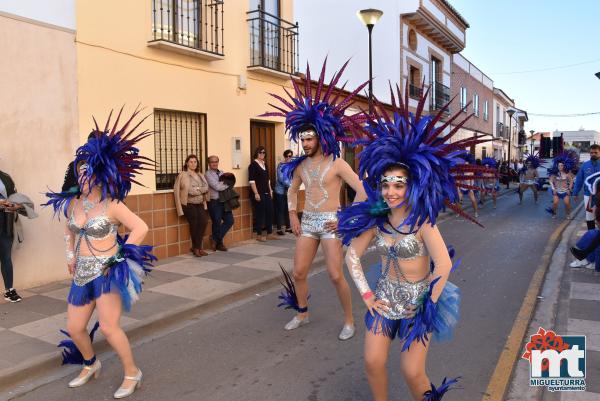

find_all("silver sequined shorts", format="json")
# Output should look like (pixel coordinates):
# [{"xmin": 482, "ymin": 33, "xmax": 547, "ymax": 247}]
[
  {"xmin": 73, "ymin": 255, "xmax": 112, "ymax": 286},
  {"xmin": 301, "ymin": 211, "xmax": 338, "ymax": 240},
  {"xmin": 374, "ymin": 276, "xmax": 430, "ymax": 320}
]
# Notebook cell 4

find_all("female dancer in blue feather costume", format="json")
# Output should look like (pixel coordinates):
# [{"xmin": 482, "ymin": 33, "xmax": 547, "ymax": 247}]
[
  {"xmin": 338, "ymin": 86, "xmax": 491, "ymax": 401},
  {"xmin": 44, "ymin": 107, "xmax": 155, "ymax": 399},
  {"xmin": 262, "ymin": 59, "xmax": 369, "ymax": 340},
  {"xmin": 518, "ymin": 153, "xmax": 540, "ymax": 204},
  {"xmin": 547, "ymin": 152, "xmax": 576, "ymax": 218},
  {"xmin": 479, "ymin": 157, "xmax": 500, "ymax": 209}
]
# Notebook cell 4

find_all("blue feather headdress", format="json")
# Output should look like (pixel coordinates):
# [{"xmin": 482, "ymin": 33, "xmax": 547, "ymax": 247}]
[
  {"xmin": 44, "ymin": 107, "xmax": 155, "ymax": 217},
  {"xmin": 261, "ymin": 59, "xmax": 369, "ymax": 180},
  {"xmin": 481, "ymin": 157, "xmax": 498, "ymax": 170},
  {"xmin": 355, "ymin": 84, "xmax": 492, "ymax": 232},
  {"xmin": 548, "ymin": 151, "xmax": 577, "ymax": 175},
  {"xmin": 523, "ymin": 152, "xmax": 541, "ymax": 169}
]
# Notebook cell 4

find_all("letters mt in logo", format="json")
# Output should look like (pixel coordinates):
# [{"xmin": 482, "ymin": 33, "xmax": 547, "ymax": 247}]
[{"xmin": 522, "ymin": 327, "xmax": 585, "ymax": 379}]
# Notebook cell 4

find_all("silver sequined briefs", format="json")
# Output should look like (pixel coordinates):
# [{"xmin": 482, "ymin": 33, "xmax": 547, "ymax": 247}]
[
  {"xmin": 375, "ymin": 277, "xmax": 430, "ymax": 319},
  {"xmin": 301, "ymin": 211, "xmax": 338, "ymax": 240},
  {"xmin": 73, "ymin": 255, "xmax": 111, "ymax": 286}
]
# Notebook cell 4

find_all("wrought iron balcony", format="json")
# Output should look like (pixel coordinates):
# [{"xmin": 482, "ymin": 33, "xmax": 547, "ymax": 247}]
[
  {"xmin": 247, "ymin": 8, "xmax": 299, "ymax": 75},
  {"xmin": 409, "ymin": 84, "xmax": 422, "ymax": 100},
  {"xmin": 430, "ymin": 81, "xmax": 450, "ymax": 112},
  {"xmin": 150, "ymin": 0, "xmax": 224, "ymax": 57}
]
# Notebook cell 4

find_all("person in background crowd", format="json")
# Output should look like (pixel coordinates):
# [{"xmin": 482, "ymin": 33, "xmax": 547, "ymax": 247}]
[
  {"xmin": 205, "ymin": 156, "xmax": 234, "ymax": 251},
  {"xmin": 249, "ymin": 146, "xmax": 277, "ymax": 242},
  {"xmin": 570, "ymin": 146, "xmax": 600, "ymax": 267},
  {"xmin": 0, "ymin": 167, "xmax": 37, "ymax": 303},
  {"xmin": 174, "ymin": 155, "xmax": 210, "ymax": 257},
  {"xmin": 274, "ymin": 150, "xmax": 293, "ymax": 235}
]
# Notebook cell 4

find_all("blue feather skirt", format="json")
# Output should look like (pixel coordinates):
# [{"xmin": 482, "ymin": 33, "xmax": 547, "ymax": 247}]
[
  {"xmin": 68, "ymin": 243, "xmax": 155, "ymax": 312},
  {"xmin": 364, "ymin": 263, "xmax": 460, "ymax": 351}
]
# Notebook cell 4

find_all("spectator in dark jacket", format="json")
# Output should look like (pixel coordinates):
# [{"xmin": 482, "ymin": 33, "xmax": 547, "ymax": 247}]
[
  {"xmin": 249, "ymin": 146, "xmax": 276, "ymax": 242},
  {"xmin": 274, "ymin": 150, "xmax": 293, "ymax": 235},
  {"xmin": 205, "ymin": 155, "xmax": 234, "ymax": 251}
]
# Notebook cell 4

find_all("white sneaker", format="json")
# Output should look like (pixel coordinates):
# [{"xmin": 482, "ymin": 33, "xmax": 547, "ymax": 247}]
[
  {"xmin": 284, "ymin": 315, "xmax": 310, "ymax": 331},
  {"xmin": 570, "ymin": 259, "xmax": 591, "ymax": 268},
  {"xmin": 585, "ymin": 263, "xmax": 597, "ymax": 271}
]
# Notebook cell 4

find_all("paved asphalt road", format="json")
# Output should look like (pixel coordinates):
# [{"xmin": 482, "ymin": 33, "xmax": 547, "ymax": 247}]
[{"xmin": 12, "ymin": 189, "xmax": 563, "ymax": 401}]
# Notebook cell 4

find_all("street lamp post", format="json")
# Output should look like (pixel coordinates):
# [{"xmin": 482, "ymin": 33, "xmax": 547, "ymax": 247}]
[
  {"xmin": 506, "ymin": 108, "xmax": 516, "ymax": 188},
  {"xmin": 357, "ymin": 9, "xmax": 383, "ymax": 114},
  {"xmin": 529, "ymin": 129, "xmax": 535, "ymax": 154}
]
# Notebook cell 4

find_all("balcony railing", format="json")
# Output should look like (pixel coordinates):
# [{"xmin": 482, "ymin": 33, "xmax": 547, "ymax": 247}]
[
  {"xmin": 151, "ymin": 0, "xmax": 224, "ymax": 56},
  {"xmin": 409, "ymin": 84, "xmax": 422, "ymax": 100},
  {"xmin": 247, "ymin": 8, "xmax": 299, "ymax": 75},
  {"xmin": 430, "ymin": 81, "xmax": 450, "ymax": 112}
]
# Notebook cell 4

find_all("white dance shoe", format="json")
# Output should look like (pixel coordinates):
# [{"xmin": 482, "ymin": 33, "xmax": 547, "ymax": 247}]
[
  {"xmin": 338, "ymin": 324, "xmax": 356, "ymax": 341},
  {"xmin": 68, "ymin": 360, "xmax": 101, "ymax": 388},
  {"xmin": 113, "ymin": 369, "xmax": 142, "ymax": 399},
  {"xmin": 284, "ymin": 315, "xmax": 310, "ymax": 330}
]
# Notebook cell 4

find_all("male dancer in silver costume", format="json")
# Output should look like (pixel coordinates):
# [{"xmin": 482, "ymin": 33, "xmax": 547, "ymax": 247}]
[{"xmin": 285, "ymin": 127, "xmax": 366, "ymax": 339}]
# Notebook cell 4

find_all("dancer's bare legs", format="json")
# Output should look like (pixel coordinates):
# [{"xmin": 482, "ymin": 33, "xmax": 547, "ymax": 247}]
[
  {"xmin": 292, "ymin": 236, "xmax": 320, "ymax": 320},
  {"xmin": 321, "ymin": 238, "xmax": 354, "ymax": 326}
]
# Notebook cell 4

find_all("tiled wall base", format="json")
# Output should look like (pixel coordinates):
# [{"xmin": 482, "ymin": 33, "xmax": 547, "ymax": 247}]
[{"xmin": 123, "ymin": 186, "xmax": 305, "ymax": 260}]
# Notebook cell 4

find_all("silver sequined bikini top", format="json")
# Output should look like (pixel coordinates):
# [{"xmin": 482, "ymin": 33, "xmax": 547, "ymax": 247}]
[
  {"xmin": 374, "ymin": 227, "xmax": 428, "ymax": 261},
  {"xmin": 68, "ymin": 214, "xmax": 118, "ymax": 240}
]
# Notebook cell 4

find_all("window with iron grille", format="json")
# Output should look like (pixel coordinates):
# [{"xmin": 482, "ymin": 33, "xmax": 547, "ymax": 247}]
[
  {"xmin": 151, "ymin": 0, "xmax": 224, "ymax": 55},
  {"xmin": 154, "ymin": 109, "xmax": 206, "ymax": 190}
]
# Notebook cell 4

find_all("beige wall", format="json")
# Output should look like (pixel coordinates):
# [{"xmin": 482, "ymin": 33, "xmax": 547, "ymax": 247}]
[
  {"xmin": 75, "ymin": 0, "xmax": 294, "ymax": 193},
  {"xmin": 0, "ymin": 12, "xmax": 78, "ymax": 288}
]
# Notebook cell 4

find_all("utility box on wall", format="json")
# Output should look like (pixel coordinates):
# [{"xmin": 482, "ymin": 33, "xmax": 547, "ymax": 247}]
[{"xmin": 232, "ymin": 137, "xmax": 242, "ymax": 169}]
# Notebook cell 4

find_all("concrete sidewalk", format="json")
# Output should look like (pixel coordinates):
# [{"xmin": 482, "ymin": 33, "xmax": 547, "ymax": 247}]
[
  {"xmin": 507, "ymin": 210, "xmax": 600, "ymax": 401},
  {"xmin": 0, "ymin": 234, "xmax": 323, "ymax": 394}
]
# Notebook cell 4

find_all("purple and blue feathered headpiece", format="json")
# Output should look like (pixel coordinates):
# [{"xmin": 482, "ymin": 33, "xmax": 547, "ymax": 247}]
[
  {"xmin": 261, "ymin": 58, "xmax": 369, "ymax": 159},
  {"xmin": 45, "ymin": 107, "xmax": 154, "ymax": 217},
  {"xmin": 549, "ymin": 151, "xmax": 577, "ymax": 175},
  {"xmin": 355, "ymin": 85, "xmax": 491, "ymax": 231},
  {"xmin": 481, "ymin": 157, "xmax": 498, "ymax": 170},
  {"xmin": 523, "ymin": 152, "xmax": 541, "ymax": 169}
]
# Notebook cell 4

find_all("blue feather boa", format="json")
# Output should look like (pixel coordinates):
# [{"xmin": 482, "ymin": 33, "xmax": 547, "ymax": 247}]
[
  {"xmin": 58, "ymin": 321, "xmax": 100, "ymax": 365},
  {"xmin": 422, "ymin": 377, "xmax": 459, "ymax": 401},
  {"xmin": 43, "ymin": 186, "xmax": 80, "ymax": 218},
  {"xmin": 280, "ymin": 155, "xmax": 307, "ymax": 185},
  {"xmin": 337, "ymin": 181, "xmax": 390, "ymax": 245}
]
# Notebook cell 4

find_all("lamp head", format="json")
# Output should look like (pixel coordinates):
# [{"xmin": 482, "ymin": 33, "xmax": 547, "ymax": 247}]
[{"xmin": 357, "ymin": 9, "xmax": 383, "ymax": 28}]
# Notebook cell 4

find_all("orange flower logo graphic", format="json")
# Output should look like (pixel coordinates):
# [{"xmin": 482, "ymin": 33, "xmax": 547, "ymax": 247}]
[{"xmin": 522, "ymin": 327, "xmax": 570, "ymax": 372}]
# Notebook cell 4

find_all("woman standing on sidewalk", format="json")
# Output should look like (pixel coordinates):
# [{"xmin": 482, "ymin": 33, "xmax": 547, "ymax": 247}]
[
  {"xmin": 338, "ymin": 89, "xmax": 490, "ymax": 401},
  {"xmin": 45, "ymin": 108, "xmax": 155, "ymax": 399},
  {"xmin": 249, "ymin": 146, "xmax": 276, "ymax": 242},
  {"xmin": 174, "ymin": 155, "xmax": 210, "ymax": 257}
]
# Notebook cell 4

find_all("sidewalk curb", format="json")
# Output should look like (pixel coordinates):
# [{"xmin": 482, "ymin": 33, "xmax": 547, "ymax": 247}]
[
  {"xmin": 483, "ymin": 203, "xmax": 583, "ymax": 401},
  {"xmin": 0, "ymin": 251, "xmax": 326, "ymax": 397}
]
